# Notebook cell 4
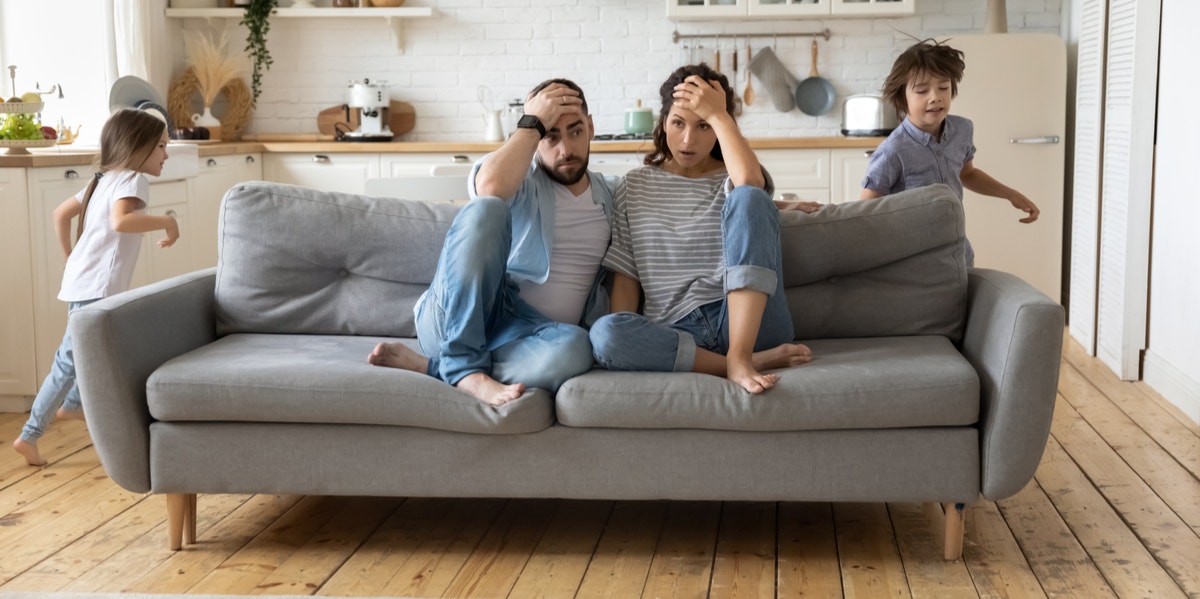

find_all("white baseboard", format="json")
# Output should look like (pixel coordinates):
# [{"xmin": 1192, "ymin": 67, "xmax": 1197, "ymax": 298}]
[
  {"xmin": 0, "ymin": 395, "xmax": 33, "ymax": 413},
  {"xmin": 1143, "ymin": 350, "xmax": 1200, "ymax": 425}
]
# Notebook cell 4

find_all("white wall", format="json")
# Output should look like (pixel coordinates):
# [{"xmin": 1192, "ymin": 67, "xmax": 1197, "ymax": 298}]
[
  {"xmin": 173, "ymin": 0, "xmax": 1063, "ymax": 141},
  {"xmin": 1145, "ymin": 0, "xmax": 1200, "ymax": 423}
]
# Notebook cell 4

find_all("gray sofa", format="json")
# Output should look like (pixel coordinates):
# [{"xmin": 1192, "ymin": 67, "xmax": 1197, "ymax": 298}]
[{"xmin": 72, "ymin": 181, "xmax": 1064, "ymax": 560}]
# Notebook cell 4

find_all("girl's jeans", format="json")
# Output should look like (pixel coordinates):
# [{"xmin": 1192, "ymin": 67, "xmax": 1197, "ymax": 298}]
[
  {"xmin": 590, "ymin": 185, "xmax": 794, "ymax": 372},
  {"xmin": 414, "ymin": 197, "xmax": 594, "ymax": 393},
  {"xmin": 21, "ymin": 299, "xmax": 98, "ymax": 442}
]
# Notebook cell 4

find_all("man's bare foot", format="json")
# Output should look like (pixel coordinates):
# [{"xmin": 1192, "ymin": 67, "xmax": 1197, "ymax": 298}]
[
  {"xmin": 368, "ymin": 342, "xmax": 429, "ymax": 373},
  {"xmin": 753, "ymin": 343, "xmax": 813, "ymax": 371},
  {"xmin": 13, "ymin": 438, "xmax": 47, "ymax": 467},
  {"xmin": 728, "ymin": 358, "xmax": 779, "ymax": 394},
  {"xmin": 455, "ymin": 372, "xmax": 526, "ymax": 407},
  {"xmin": 56, "ymin": 407, "xmax": 85, "ymax": 422}
]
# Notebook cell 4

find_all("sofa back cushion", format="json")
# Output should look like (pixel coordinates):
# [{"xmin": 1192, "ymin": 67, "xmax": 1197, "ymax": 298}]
[
  {"xmin": 215, "ymin": 181, "xmax": 966, "ymax": 342},
  {"xmin": 215, "ymin": 182, "xmax": 458, "ymax": 337},
  {"xmin": 780, "ymin": 184, "xmax": 968, "ymax": 342}
]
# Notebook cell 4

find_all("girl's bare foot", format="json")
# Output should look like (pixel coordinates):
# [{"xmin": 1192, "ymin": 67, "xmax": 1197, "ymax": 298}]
[
  {"xmin": 56, "ymin": 407, "xmax": 86, "ymax": 422},
  {"xmin": 456, "ymin": 372, "xmax": 526, "ymax": 407},
  {"xmin": 368, "ymin": 342, "xmax": 429, "ymax": 373},
  {"xmin": 13, "ymin": 438, "xmax": 47, "ymax": 467},
  {"xmin": 753, "ymin": 343, "xmax": 813, "ymax": 371},
  {"xmin": 727, "ymin": 358, "xmax": 779, "ymax": 394}
]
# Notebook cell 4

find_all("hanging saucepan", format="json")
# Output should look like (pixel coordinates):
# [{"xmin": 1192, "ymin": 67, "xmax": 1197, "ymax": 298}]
[{"xmin": 794, "ymin": 40, "xmax": 836, "ymax": 116}]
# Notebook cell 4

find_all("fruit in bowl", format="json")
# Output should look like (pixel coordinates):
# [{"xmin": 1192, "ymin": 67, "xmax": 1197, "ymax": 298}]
[{"xmin": 1, "ymin": 112, "xmax": 45, "ymax": 140}]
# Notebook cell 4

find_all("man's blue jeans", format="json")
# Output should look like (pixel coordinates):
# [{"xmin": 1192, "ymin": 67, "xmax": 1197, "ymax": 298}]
[
  {"xmin": 21, "ymin": 299, "xmax": 97, "ymax": 442},
  {"xmin": 590, "ymin": 185, "xmax": 794, "ymax": 372},
  {"xmin": 414, "ymin": 197, "xmax": 594, "ymax": 392}
]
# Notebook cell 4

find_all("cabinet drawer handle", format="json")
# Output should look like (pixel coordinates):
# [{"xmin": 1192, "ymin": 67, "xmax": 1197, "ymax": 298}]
[
  {"xmin": 65, "ymin": 169, "xmax": 79, "ymax": 179},
  {"xmin": 313, "ymin": 155, "xmax": 331, "ymax": 164},
  {"xmin": 863, "ymin": 150, "xmax": 875, "ymax": 158},
  {"xmin": 206, "ymin": 158, "xmax": 218, "ymax": 167},
  {"xmin": 165, "ymin": 209, "xmax": 178, "ymax": 218},
  {"xmin": 451, "ymin": 155, "xmax": 469, "ymax": 163},
  {"xmin": 779, "ymin": 193, "xmax": 799, "ymax": 202},
  {"xmin": 245, "ymin": 155, "xmax": 256, "ymax": 164}
]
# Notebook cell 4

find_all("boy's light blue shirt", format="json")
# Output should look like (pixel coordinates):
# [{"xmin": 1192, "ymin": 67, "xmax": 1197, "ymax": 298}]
[{"xmin": 861, "ymin": 114, "xmax": 977, "ymax": 200}]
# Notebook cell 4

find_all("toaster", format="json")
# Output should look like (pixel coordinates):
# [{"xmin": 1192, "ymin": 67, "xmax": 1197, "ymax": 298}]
[{"xmin": 841, "ymin": 94, "xmax": 900, "ymax": 137}]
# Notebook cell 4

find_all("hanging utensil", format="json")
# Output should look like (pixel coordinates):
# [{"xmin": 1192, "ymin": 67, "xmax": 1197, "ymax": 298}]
[
  {"xmin": 743, "ymin": 44, "xmax": 755, "ymax": 106},
  {"xmin": 794, "ymin": 39, "xmax": 836, "ymax": 116}
]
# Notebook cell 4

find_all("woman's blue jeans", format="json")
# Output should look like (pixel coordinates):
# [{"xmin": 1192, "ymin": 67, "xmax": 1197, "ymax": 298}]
[
  {"xmin": 414, "ymin": 197, "xmax": 594, "ymax": 392},
  {"xmin": 590, "ymin": 185, "xmax": 794, "ymax": 372},
  {"xmin": 21, "ymin": 299, "xmax": 97, "ymax": 442}
]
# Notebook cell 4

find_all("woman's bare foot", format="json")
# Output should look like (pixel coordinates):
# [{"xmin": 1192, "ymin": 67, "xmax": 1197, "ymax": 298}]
[
  {"xmin": 368, "ymin": 342, "xmax": 429, "ymax": 373},
  {"xmin": 13, "ymin": 438, "xmax": 47, "ymax": 467},
  {"xmin": 56, "ymin": 407, "xmax": 85, "ymax": 422},
  {"xmin": 456, "ymin": 372, "xmax": 525, "ymax": 407},
  {"xmin": 753, "ymin": 343, "xmax": 813, "ymax": 371},
  {"xmin": 727, "ymin": 357, "xmax": 780, "ymax": 394}
]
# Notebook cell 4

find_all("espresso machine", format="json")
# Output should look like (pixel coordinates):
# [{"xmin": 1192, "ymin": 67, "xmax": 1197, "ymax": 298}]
[{"xmin": 341, "ymin": 78, "xmax": 393, "ymax": 141}]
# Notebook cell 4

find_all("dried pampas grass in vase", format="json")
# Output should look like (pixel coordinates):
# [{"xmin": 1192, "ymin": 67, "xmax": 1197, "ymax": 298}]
[{"xmin": 184, "ymin": 30, "xmax": 247, "ymax": 140}]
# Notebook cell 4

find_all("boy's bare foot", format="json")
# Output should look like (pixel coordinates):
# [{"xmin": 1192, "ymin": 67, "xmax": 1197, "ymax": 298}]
[
  {"xmin": 13, "ymin": 438, "xmax": 47, "ymax": 467},
  {"xmin": 56, "ymin": 407, "xmax": 86, "ymax": 422},
  {"xmin": 753, "ymin": 343, "xmax": 813, "ymax": 371},
  {"xmin": 456, "ymin": 372, "xmax": 525, "ymax": 407},
  {"xmin": 368, "ymin": 342, "xmax": 429, "ymax": 373},
  {"xmin": 727, "ymin": 357, "xmax": 779, "ymax": 394}
]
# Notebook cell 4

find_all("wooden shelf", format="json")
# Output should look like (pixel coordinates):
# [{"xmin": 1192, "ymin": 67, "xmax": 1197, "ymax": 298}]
[{"xmin": 164, "ymin": 6, "xmax": 434, "ymax": 51}]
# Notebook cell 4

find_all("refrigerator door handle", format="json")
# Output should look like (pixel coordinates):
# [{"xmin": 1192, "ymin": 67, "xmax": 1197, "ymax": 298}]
[{"xmin": 1009, "ymin": 135, "xmax": 1060, "ymax": 144}]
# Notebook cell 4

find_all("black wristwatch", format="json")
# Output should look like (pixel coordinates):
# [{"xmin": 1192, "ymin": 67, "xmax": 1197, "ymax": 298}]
[{"xmin": 516, "ymin": 114, "xmax": 546, "ymax": 139}]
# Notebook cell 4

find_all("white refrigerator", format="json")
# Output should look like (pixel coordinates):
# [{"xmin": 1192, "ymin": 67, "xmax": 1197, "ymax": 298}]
[{"xmin": 949, "ymin": 33, "xmax": 1067, "ymax": 303}]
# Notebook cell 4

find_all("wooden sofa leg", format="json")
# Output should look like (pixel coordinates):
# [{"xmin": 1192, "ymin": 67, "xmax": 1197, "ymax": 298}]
[
  {"xmin": 943, "ymin": 502, "xmax": 966, "ymax": 561},
  {"xmin": 166, "ymin": 493, "xmax": 197, "ymax": 550}
]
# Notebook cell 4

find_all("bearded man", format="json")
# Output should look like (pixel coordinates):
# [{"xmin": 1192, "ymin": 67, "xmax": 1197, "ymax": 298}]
[{"xmin": 369, "ymin": 79, "xmax": 618, "ymax": 407}]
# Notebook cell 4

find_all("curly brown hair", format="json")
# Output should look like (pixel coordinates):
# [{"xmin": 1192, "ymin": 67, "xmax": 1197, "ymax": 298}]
[
  {"xmin": 881, "ymin": 38, "xmax": 965, "ymax": 116},
  {"xmin": 644, "ymin": 63, "xmax": 736, "ymax": 167}
]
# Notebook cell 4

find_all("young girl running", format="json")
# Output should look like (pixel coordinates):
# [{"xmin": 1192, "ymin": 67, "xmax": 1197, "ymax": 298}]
[{"xmin": 12, "ymin": 108, "xmax": 178, "ymax": 466}]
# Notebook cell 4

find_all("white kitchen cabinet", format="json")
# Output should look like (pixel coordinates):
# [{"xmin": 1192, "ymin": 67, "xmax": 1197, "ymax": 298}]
[
  {"xmin": 0, "ymin": 167, "xmax": 37, "ymax": 401},
  {"xmin": 193, "ymin": 153, "xmax": 262, "ymax": 269},
  {"xmin": 379, "ymin": 153, "xmax": 484, "ymax": 178},
  {"xmin": 757, "ymin": 149, "xmax": 830, "ymax": 204},
  {"xmin": 130, "ymin": 180, "xmax": 194, "ymax": 290},
  {"xmin": 589, "ymin": 152, "xmax": 647, "ymax": 177},
  {"xmin": 264, "ymin": 153, "xmax": 380, "ymax": 194},
  {"xmin": 829, "ymin": 147, "xmax": 873, "ymax": 204},
  {"xmin": 668, "ymin": 0, "xmax": 910, "ymax": 19}
]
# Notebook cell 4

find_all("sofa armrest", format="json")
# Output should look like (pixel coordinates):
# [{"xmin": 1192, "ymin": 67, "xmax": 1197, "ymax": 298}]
[
  {"xmin": 961, "ymin": 268, "xmax": 1065, "ymax": 500},
  {"xmin": 71, "ymin": 268, "xmax": 217, "ymax": 493}
]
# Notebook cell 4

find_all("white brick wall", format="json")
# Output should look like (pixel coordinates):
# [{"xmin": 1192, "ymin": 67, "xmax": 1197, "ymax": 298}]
[{"xmin": 180, "ymin": 0, "xmax": 1062, "ymax": 140}]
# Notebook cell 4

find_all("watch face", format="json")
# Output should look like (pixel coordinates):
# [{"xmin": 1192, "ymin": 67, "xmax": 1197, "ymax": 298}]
[{"xmin": 517, "ymin": 115, "xmax": 540, "ymax": 128}]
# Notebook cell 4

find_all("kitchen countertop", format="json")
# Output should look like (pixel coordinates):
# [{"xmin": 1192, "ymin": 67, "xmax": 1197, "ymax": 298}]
[{"xmin": 1, "ymin": 136, "xmax": 884, "ymax": 168}]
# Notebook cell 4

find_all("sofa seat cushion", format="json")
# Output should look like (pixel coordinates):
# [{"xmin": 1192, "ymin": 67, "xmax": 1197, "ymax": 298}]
[
  {"xmin": 147, "ymin": 333, "xmax": 554, "ymax": 435},
  {"xmin": 556, "ymin": 336, "xmax": 979, "ymax": 431}
]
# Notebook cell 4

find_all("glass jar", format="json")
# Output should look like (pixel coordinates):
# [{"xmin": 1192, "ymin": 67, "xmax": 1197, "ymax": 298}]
[{"xmin": 503, "ymin": 99, "xmax": 524, "ymax": 139}]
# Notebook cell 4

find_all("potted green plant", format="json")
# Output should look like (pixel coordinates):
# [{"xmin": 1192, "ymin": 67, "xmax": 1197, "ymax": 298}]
[{"xmin": 240, "ymin": 0, "xmax": 277, "ymax": 106}]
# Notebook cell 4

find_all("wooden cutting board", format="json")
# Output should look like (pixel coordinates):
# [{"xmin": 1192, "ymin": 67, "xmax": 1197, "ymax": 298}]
[{"xmin": 317, "ymin": 101, "xmax": 415, "ymax": 137}]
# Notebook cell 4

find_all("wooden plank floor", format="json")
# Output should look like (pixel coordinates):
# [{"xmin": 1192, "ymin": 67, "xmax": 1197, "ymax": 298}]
[{"xmin": 0, "ymin": 333, "xmax": 1196, "ymax": 598}]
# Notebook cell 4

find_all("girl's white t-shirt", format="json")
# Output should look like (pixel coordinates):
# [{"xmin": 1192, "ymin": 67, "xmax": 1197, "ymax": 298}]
[{"xmin": 58, "ymin": 170, "xmax": 149, "ymax": 302}]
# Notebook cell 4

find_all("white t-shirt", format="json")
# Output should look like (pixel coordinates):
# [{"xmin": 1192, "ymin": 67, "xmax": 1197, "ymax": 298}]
[
  {"xmin": 518, "ymin": 183, "xmax": 610, "ymax": 324},
  {"xmin": 58, "ymin": 170, "xmax": 149, "ymax": 302}
]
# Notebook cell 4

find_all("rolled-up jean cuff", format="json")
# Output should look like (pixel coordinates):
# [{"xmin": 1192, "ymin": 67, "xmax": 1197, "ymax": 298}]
[
  {"xmin": 726, "ymin": 264, "xmax": 778, "ymax": 295},
  {"xmin": 673, "ymin": 330, "xmax": 697, "ymax": 372}
]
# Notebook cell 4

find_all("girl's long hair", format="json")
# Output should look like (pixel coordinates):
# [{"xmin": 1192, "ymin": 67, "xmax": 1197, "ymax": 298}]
[
  {"xmin": 76, "ymin": 108, "xmax": 167, "ymax": 242},
  {"xmin": 644, "ymin": 63, "xmax": 736, "ymax": 167}
]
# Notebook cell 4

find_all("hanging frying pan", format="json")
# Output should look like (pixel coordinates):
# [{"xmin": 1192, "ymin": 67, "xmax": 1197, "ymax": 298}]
[{"xmin": 794, "ymin": 40, "xmax": 836, "ymax": 116}]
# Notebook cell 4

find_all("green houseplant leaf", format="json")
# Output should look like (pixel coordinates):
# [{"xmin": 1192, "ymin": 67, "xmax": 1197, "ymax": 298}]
[{"xmin": 241, "ymin": 0, "xmax": 278, "ymax": 106}]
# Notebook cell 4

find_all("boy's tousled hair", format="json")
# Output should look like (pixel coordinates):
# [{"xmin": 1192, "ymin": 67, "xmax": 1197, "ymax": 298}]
[
  {"xmin": 881, "ymin": 38, "xmax": 966, "ymax": 116},
  {"xmin": 645, "ymin": 63, "xmax": 735, "ymax": 167},
  {"xmin": 77, "ymin": 108, "xmax": 168, "ymax": 241}
]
